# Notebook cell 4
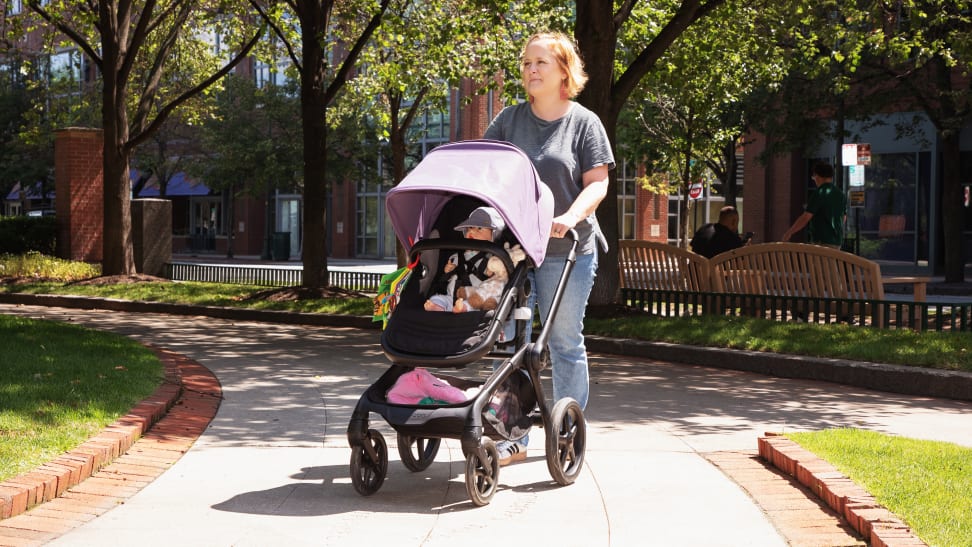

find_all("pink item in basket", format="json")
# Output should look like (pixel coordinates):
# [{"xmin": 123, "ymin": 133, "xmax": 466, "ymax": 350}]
[{"xmin": 386, "ymin": 367, "xmax": 468, "ymax": 405}]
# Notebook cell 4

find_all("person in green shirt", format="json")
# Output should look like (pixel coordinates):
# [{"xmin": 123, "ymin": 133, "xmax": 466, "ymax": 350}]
[{"xmin": 782, "ymin": 162, "xmax": 848, "ymax": 247}]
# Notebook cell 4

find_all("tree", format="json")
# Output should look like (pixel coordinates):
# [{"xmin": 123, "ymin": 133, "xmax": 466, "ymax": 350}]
[
  {"xmin": 26, "ymin": 1, "xmax": 263, "ymax": 275},
  {"xmin": 251, "ymin": 0, "xmax": 391, "ymax": 289},
  {"xmin": 632, "ymin": 1, "xmax": 785, "ymax": 247},
  {"xmin": 189, "ymin": 74, "xmax": 302, "ymax": 258},
  {"xmin": 864, "ymin": 1, "xmax": 971, "ymax": 282},
  {"xmin": 572, "ymin": 0, "xmax": 737, "ymax": 306}
]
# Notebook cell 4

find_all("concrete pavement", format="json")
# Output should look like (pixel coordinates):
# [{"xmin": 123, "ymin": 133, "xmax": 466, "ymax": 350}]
[{"xmin": 2, "ymin": 304, "xmax": 972, "ymax": 546}]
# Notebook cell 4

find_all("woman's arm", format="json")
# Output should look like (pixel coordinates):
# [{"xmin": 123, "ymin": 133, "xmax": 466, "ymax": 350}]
[{"xmin": 551, "ymin": 164, "xmax": 609, "ymax": 236}]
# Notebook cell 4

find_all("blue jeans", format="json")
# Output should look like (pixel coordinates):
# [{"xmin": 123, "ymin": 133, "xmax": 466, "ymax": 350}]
[
  {"xmin": 529, "ymin": 251, "xmax": 597, "ymax": 410},
  {"xmin": 498, "ymin": 252, "xmax": 597, "ymax": 449}
]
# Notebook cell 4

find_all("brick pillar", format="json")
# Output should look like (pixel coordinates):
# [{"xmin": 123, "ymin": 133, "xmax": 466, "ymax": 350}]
[
  {"xmin": 55, "ymin": 128, "xmax": 103, "ymax": 262},
  {"xmin": 636, "ymin": 186, "xmax": 668, "ymax": 243}
]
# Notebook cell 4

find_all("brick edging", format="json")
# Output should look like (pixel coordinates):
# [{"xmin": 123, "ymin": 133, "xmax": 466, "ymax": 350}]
[
  {"xmin": 0, "ymin": 346, "xmax": 217, "ymax": 523},
  {"xmin": 758, "ymin": 434, "xmax": 928, "ymax": 547}
]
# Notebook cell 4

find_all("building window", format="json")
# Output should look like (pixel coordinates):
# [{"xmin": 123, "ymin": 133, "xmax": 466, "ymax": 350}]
[
  {"xmin": 48, "ymin": 50, "xmax": 81, "ymax": 84},
  {"xmin": 8, "ymin": 0, "xmax": 22, "ymax": 14},
  {"xmin": 617, "ymin": 160, "xmax": 637, "ymax": 240}
]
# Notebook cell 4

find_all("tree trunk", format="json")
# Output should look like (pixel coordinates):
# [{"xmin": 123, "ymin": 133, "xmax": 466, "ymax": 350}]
[
  {"xmin": 575, "ymin": 3, "xmax": 620, "ymax": 309},
  {"xmin": 300, "ymin": 25, "xmax": 329, "ymax": 288},
  {"xmin": 100, "ymin": 25, "xmax": 135, "ymax": 276},
  {"xmin": 575, "ymin": 0, "xmax": 728, "ymax": 307}
]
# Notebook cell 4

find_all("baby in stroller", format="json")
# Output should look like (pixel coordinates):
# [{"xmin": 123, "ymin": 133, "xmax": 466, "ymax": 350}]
[{"xmin": 424, "ymin": 206, "xmax": 524, "ymax": 313}]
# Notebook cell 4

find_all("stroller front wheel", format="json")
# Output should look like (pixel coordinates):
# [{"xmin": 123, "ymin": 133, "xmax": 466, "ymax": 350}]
[
  {"xmin": 398, "ymin": 434, "xmax": 441, "ymax": 472},
  {"xmin": 350, "ymin": 429, "xmax": 388, "ymax": 496},
  {"xmin": 464, "ymin": 438, "xmax": 500, "ymax": 506},
  {"xmin": 545, "ymin": 397, "xmax": 586, "ymax": 486}
]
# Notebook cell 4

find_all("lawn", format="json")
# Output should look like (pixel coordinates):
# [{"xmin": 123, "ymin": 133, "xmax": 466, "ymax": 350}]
[
  {"xmin": 0, "ymin": 314, "xmax": 163, "ymax": 482},
  {"xmin": 788, "ymin": 428, "xmax": 972, "ymax": 547}
]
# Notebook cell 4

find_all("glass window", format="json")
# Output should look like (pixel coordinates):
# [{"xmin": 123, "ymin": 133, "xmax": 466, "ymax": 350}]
[
  {"xmin": 8, "ymin": 0, "xmax": 22, "ymax": 14},
  {"xmin": 617, "ymin": 160, "xmax": 637, "ymax": 240},
  {"xmin": 48, "ymin": 50, "xmax": 80, "ymax": 83},
  {"xmin": 855, "ymin": 153, "xmax": 919, "ymax": 263}
]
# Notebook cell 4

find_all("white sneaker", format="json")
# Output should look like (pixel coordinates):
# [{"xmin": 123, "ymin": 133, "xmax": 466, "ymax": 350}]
[{"xmin": 497, "ymin": 440, "xmax": 527, "ymax": 466}]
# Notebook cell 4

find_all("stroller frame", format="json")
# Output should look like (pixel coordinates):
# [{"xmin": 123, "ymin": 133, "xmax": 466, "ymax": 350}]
[{"xmin": 346, "ymin": 141, "xmax": 588, "ymax": 506}]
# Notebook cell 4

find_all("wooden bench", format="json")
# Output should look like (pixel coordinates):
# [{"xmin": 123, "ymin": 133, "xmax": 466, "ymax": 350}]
[
  {"xmin": 618, "ymin": 240, "xmax": 711, "ymax": 314},
  {"xmin": 618, "ymin": 240, "xmax": 711, "ymax": 292},
  {"xmin": 708, "ymin": 242, "xmax": 886, "ymax": 325}
]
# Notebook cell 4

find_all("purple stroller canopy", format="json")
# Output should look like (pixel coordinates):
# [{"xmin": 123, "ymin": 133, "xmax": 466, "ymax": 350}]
[{"xmin": 386, "ymin": 140, "xmax": 554, "ymax": 266}]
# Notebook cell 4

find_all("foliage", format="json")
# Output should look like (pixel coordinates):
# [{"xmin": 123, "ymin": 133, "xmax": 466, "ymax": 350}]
[
  {"xmin": 788, "ymin": 428, "xmax": 972, "ymax": 547},
  {"xmin": 0, "ymin": 252, "xmax": 100, "ymax": 280},
  {"xmin": 20, "ymin": 0, "xmax": 265, "ymax": 275},
  {"xmin": 188, "ymin": 74, "xmax": 302, "ymax": 197},
  {"xmin": 0, "ymin": 314, "xmax": 162, "ymax": 482},
  {"xmin": 0, "ymin": 216, "xmax": 57, "ymax": 254}
]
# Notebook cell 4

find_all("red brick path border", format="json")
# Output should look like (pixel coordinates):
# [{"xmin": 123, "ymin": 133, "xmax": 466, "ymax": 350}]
[
  {"xmin": 0, "ymin": 347, "xmax": 220, "ymax": 546},
  {"xmin": 759, "ymin": 434, "xmax": 929, "ymax": 547}
]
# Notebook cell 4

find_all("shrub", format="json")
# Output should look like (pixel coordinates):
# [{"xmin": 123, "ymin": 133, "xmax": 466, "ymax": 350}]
[
  {"xmin": 0, "ymin": 252, "xmax": 100, "ymax": 281},
  {"xmin": 0, "ymin": 216, "xmax": 57, "ymax": 254}
]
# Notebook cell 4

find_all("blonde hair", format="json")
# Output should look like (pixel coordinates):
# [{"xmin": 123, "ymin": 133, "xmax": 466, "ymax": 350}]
[{"xmin": 521, "ymin": 31, "xmax": 588, "ymax": 99}]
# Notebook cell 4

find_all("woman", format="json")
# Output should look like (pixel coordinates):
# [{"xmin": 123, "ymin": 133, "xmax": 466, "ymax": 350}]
[{"xmin": 484, "ymin": 31, "xmax": 614, "ymax": 465}]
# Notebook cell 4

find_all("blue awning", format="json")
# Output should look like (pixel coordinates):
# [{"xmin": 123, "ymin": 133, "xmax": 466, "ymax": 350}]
[{"xmin": 135, "ymin": 171, "xmax": 211, "ymax": 197}]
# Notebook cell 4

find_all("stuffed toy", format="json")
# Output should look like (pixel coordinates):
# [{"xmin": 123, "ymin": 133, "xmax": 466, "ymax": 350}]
[
  {"xmin": 454, "ymin": 254, "xmax": 508, "ymax": 312},
  {"xmin": 386, "ymin": 367, "xmax": 469, "ymax": 405}
]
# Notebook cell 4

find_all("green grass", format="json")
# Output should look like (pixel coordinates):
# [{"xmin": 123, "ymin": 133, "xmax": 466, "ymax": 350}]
[
  {"xmin": 0, "ymin": 314, "xmax": 163, "ymax": 482},
  {"xmin": 584, "ymin": 314, "xmax": 972, "ymax": 372},
  {"xmin": 3, "ymin": 280, "xmax": 375, "ymax": 315},
  {"xmin": 788, "ymin": 429, "xmax": 972, "ymax": 547}
]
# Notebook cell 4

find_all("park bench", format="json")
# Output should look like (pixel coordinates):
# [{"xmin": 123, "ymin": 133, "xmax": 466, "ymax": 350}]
[
  {"xmin": 617, "ymin": 240, "xmax": 933, "ymax": 328},
  {"xmin": 708, "ymin": 242, "xmax": 886, "ymax": 325}
]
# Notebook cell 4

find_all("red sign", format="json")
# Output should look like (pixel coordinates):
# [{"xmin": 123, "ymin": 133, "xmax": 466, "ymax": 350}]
[{"xmin": 688, "ymin": 183, "xmax": 703, "ymax": 200}]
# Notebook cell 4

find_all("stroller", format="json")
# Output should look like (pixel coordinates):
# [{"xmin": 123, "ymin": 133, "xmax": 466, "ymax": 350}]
[{"xmin": 346, "ymin": 140, "xmax": 587, "ymax": 506}]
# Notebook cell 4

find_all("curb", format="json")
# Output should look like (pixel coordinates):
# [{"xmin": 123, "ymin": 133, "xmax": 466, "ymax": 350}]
[
  {"xmin": 759, "ymin": 435, "xmax": 928, "ymax": 547},
  {"xmin": 0, "ymin": 347, "xmax": 221, "ymax": 545}
]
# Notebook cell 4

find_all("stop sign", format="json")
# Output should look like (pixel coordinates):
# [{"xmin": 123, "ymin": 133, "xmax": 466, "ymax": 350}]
[{"xmin": 688, "ymin": 183, "xmax": 703, "ymax": 200}]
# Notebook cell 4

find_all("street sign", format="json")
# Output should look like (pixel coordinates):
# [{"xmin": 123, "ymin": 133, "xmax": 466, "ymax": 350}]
[
  {"xmin": 849, "ymin": 190, "xmax": 865, "ymax": 208},
  {"xmin": 857, "ymin": 143, "xmax": 871, "ymax": 165},
  {"xmin": 688, "ymin": 183, "xmax": 703, "ymax": 200},
  {"xmin": 842, "ymin": 144, "xmax": 858, "ymax": 166},
  {"xmin": 849, "ymin": 164, "xmax": 865, "ymax": 187}
]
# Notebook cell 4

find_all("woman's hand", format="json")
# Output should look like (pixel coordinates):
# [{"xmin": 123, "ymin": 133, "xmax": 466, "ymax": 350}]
[{"xmin": 550, "ymin": 211, "xmax": 580, "ymax": 238}]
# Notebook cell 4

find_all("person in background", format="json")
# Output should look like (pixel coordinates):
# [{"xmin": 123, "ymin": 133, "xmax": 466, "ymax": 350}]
[
  {"xmin": 782, "ymin": 162, "xmax": 847, "ymax": 248},
  {"xmin": 483, "ymin": 31, "xmax": 615, "ymax": 466},
  {"xmin": 690, "ymin": 205, "xmax": 749, "ymax": 258}
]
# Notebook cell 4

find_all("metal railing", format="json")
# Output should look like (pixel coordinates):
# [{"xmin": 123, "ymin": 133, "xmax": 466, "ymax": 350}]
[
  {"xmin": 619, "ymin": 288, "xmax": 972, "ymax": 332},
  {"xmin": 164, "ymin": 262, "xmax": 384, "ymax": 293}
]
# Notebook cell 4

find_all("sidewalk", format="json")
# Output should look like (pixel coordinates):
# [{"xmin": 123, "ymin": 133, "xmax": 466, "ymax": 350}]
[{"xmin": 1, "ymin": 303, "xmax": 970, "ymax": 545}]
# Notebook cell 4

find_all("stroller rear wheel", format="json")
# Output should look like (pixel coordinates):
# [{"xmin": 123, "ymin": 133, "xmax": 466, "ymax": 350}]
[
  {"xmin": 397, "ymin": 434, "xmax": 441, "ymax": 472},
  {"xmin": 545, "ymin": 398, "xmax": 586, "ymax": 485},
  {"xmin": 464, "ymin": 438, "xmax": 500, "ymax": 506},
  {"xmin": 350, "ymin": 428, "xmax": 388, "ymax": 496}
]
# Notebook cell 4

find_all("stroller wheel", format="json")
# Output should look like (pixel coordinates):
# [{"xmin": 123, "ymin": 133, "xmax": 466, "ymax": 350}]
[
  {"xmin": 545, "ymin": 397, "xmax": 586, "ymax": 486},
  {"xmin": 350, "ymin": 429, "xmax": 388, "ymax": 496},
  {"xmin": 464, "ymin": 438, "xmax": 500, "ymax": 507},
  {"xmin": 397, "ymin": 434, "xmax": 441, "ymax": 472}
]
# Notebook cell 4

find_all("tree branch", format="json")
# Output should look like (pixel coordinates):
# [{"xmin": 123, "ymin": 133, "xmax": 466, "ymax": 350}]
[
  {"xmin": 323, "ymin": 0, "xmax": 391, "ymax": 106},
  {"xmin": 27, "ymin": 0, "xmax": 103, "ymax": 68},
  {"xmin": 127, "ymin": 26, "xmax": 265, "ymax": 152}
]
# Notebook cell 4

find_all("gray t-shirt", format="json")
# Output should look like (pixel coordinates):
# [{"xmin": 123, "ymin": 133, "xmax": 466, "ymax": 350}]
[{"xmin": 484, "ymin": 102, "xmax": 615, "ymax": 256}]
